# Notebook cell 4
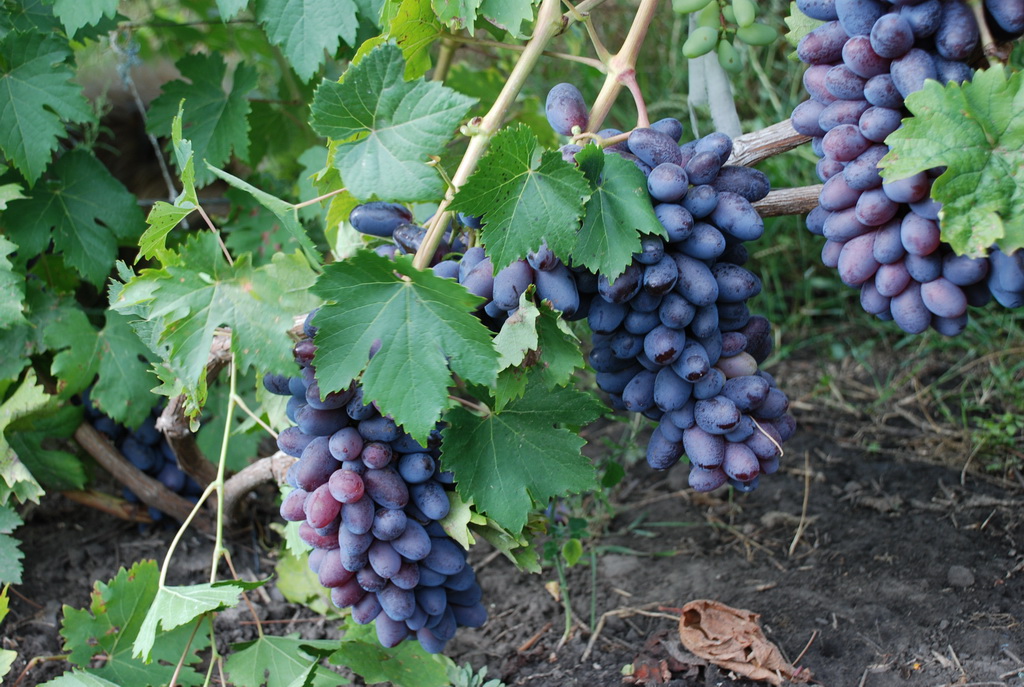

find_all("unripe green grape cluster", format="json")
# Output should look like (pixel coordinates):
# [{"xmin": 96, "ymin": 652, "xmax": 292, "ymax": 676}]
[{"xmin": 673, "ymin": 0, "xmax": 778, "ymax": 73}]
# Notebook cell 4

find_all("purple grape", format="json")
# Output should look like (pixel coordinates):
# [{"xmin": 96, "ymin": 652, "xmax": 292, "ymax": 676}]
[{"xmin": 545, "ymin": 83, "xmax": 588, "ymax": 136}]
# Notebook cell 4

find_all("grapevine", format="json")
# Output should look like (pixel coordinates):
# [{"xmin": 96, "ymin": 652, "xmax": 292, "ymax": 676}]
[{"xmin": 0, "ymin": 1, "xmax": 1020, "ymax": 685}]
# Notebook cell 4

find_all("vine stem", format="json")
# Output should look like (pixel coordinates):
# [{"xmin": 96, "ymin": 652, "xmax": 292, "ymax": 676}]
[
  {"xmin": 210, "ymin": 360, "xmax": 238, "ymax": 582},
  {"xmin": 443, "ymin": 33, "xmax": 607, "ymax": 71},
  {"xmin": 967, "ymin": 0, "xmax": 1006, "ymax": 67},
  {"xmin": 412, "ymin": 0, "xmax": 568, "ymax": 270},
  {"xmin": 584, "ymin": 0, "xmax": 661, "ymax": 133}
]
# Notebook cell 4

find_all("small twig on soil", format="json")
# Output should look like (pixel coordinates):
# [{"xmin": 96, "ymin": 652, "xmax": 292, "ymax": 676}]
[
  {"xmin": 788, "ymin": 451, "xmax": 813, "ymax": 557},
  {"xmin": 73, "ymin": 423, "xmax": 210, "ymax": 531},
  {"xmin": 791, "ymin": 629, "xmax": 819, "ymax": 667},
  {"xmin": 581, "ymin": 603, "xmax": 680, "ymax": 662},
  {"xmin": 517, "ymin": 621, "xmax": 553, "ymax": 652},
  {"xmin": 11, "ymin": 655, "xmax": 71, "ymax": 687}
]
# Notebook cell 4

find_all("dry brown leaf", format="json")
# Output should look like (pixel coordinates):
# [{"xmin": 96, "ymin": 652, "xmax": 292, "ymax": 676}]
[{"xmin": 677, "ymin": 599, "xmax": 812, "ymax": 685}]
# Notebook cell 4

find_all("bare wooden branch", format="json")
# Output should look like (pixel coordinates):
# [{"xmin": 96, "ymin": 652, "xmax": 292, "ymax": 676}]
[
  {"xmin": 61, "ymin": 489, "xmax": 155, "ymax": 523},
  {"xmin": 73, "ymin": 423, "xmax": 211, "ymax": 532},
  {"xmin": 753, "ymin": 185, "xmax": 824, "ymax": 217},
  {"xmin": 222, "ymin": 451, "xmax": 296, "ymax": 520},
  {"xmin": 155, "ymin": 333, "xmax": 232, "ymax": 488},
  {"xmin": 727, "ymin": 119, "xmax": 810, "ymax": 168}
]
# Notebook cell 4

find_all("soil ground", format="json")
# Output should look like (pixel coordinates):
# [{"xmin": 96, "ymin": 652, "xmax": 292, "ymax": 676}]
[{"xmin": 5, "ymin": 350, "xmax": 1024, "ymax": 687}]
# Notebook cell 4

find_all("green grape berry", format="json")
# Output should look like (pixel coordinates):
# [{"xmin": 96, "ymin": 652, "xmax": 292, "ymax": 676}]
[
  {"xmin": 672, "ymin": 0, "xmax": 713, "ymax": 13},
  {"xmin": 683, "ymin": 26, "xmax": 719, "ymax": 58},
  {"xmin": 696, "ymin": 1, "xmax": 720, "ymax": 29},
  {"xmin": 722, "ymin": 5, "xmax": 735, "ymax": 22},
  {"xmin": 732, "ymin": 0, "xmax": 756, "ymax": 27},
  {"xmin": 736, "ymin": 22, "xmax": 778, "ymax": 46},
  {"xmin": 717, "ymin": 39, "xmax": 743, "ymax": 73}
]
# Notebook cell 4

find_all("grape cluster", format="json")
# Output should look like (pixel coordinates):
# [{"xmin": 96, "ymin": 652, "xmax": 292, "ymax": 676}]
[
  {"xmin": 266, "ymin": 323, "xmax": 486, "ymax": 654},
  {"xmin": 673, "ymin": 0, "xmax": 779, "ymax": 70},
  {"xmin": 792, "ymin": 0, "xmax": 1024, "ymax": 334},
  {"xmin": 545, "ymin": 84, "xmax": 797, "ymax": 493},
  {"xmin": 350, "ymin": 200, "xmax": 586, "ymax": 330},
  {"xmin": 81, "ymin": 394, "xmax": 201, "ymax": 523}
]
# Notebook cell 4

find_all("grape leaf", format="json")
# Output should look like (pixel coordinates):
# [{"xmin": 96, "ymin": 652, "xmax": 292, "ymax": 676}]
[
  {"xmin": 358, "ymin": 0, "xmax": 443, "ymax": 79},
  {"xmin": 111, "ymin": 234, "xmax": 320, "ymax": 418},
  {"xmin": 44, "ymin": 309, "xmax": 156, "ymax": 429},
  {"xmin": 571, "ymin": 144, "xmax": 667, "ymax": 280},
  {"xmin": 330, "ymin": 623, "xmax": 451, "ymax": 687},
  {"xmin": 6, "ymin": 403, "xmax": 85, "ymax": 491},
  {"xmin": 147, "ymin": 54, "xmax": 257, "ymax": 187},
  {"xmin": 310, "ymin": 42, "xmax": 476, "ymax": 201},
  {"xmin": 39, "ymin": 672, "xmax": 124, "ymax": 687},
  {"xmin": 452, "ymin": 124, "xmax": 591, "ymax": 271},
  {"xmin": 0, "ymin": 503, "xmax": 23, "ymax": 584},
  {"xmin": 433, "ymin": 0, "xmax": 483, "ymax": 32},
  {"xmin": 479, "ymin": 0, "xmax": 536, "ymax": 38},
  {"xmin": 0, "ymin": 586, "xmax": 14, "ymax": 678},
  {"xmin": 60, "ymin": 561, "xmax": 211, "ymax": 686},
  {"xmin": 441, "ymin": 380, "xmax": 603, "ymax": 533},
  {"xmin": 0, "ymin": 31, "xmax": 94, "ymax": 185},
  {"xmin": 492, "ymin": 289, "xmax": 583, "ymax": 409},
  {"xmin": 311, "ymin": 250, "xmax": 498, "ymax": 442},
  {"xmin": 206, "ymin": 163, "xmax": 322, "ymax": 268},
  {"xmin": 0, "ymin": 236, "xmax": 26, "ymax": 329},
  {"xmin": 273, "ymin": 547, "xmax": 334, "ymax": 616},
  {"xmin": 217, "ymin": 0, "xmax": 250, "ymax": 20},
  {"xmin": 784, "ymin": 1, "xmax": 823, "ymax": 49},
  {"xmin": 0, "ymin": 182, "xmax": 27, "ymax": 209},
  {"xmin": 134, "ymin": 579, "xmax": 263, "ymax": 660},
  {"xmin": 880, "ymin": 67, "xmax": 1024, "ymax": 257},
  {"xmin": 138, "ymin": 103, "xmax": 198, "ymax": 262},
  {"xmin": 254, "ymin": 0, "xmax": 359, "ymax": 81},
  {"xmin": 225, "ymin": 634, "xmax": 343, "ymax": 687},
  {"xmin": 2, "ymin": 149, "xmax": 145, "ymax": 286},
  {"xmin": 47, "ymin": 0, "xmax": 118, "ymax": 36},
  {"xmin": 0, "ymin": 371, "xmax": 50, "ymax": 505}
]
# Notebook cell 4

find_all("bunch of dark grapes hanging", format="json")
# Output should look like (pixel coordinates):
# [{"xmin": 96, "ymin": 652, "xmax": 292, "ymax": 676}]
[
  {"xmin": 545, "ymin": 83, "xmax": 797, "ymax": 494},
  {"xmin": 264, "ymin": 319, "xmax": 487, "ymax": 654},
  {"xmin": 792, "ymin": 0, "xmax": 1024, "ymax": 335},
  {"xmin": 81, "ymin": 393, "xmax": 202, "ymax": 523}
]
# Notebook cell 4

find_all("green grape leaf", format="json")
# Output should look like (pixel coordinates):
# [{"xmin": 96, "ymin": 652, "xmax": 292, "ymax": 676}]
[
  {"xmin": 45, "ymin": 309, "xmax": 156, "ymax": 428},
  {"xmin": 310, "ymin": 42, "xmax": 476, "ymax": 202},
  {"xmin": 111, "ymin": 235, "xmax": 320, "ymax": 418},
  {"xmin": 0, "ymin": 503, "xmax": 23, "ymax": 584},
  {"xmin": 784, "ymin": 1, "xmax": 822, "ymax": 49},
  {"xmin": 147, "ymin": 54, "xmax": 257, "ymax": 187},
  {"xmin": 206, "ymin": 163, "xmax": 322, "ymax": 268},
  {"xmin": 311, "ymin": 250, "xmax": 498, "ymax": 442},
  {"xmin": 6, "ymin": 403, "xmax": 85, "ymax": 491},
  {"xmin": 479, "ymin": 0, "xmax": 535, "ymax": 38},
  {"xmin": 441, "ymin": 380, "xmax": 603, "ymax": 534},
  {"xmin": 225, "ymin": 634, "xmax": 343, "ymax": 687},
  {"xmin": 139, "ymin": 103, "xmax": 198, "ymax": 262},
  {"xmin": 2, "ymin": 149, "xmax": 145, "ymax": 286},
  {"xmin": 0, "ymin": 31, "xmax": 94, "ymax": 185},
  {"xmin": 571, "ymin": 144, "xmax": 667, "ymax": 280},
  {"xmin": 39, "ymin": 672, "xmax": 124, "ymax": 687},
  {"xmin": 0, "ymin": 371, "xmax": 50, "ymax": 505},
  {"xmin": 433, "ymin": 0, "xmax": 483, "ymax": 32},
  {"xmin": 273, "ymin": 547, "xmax": 334, "ymax": 616},
  {"xmin": 383, "ymin": 0, "xmax": 442, "ymax": 79},
  {"xmin": 255, "ymin": 0, "xmax": 358, "ymax": 81},
  {"xmin": 492, "ymin": 289, "xmax": 583, "ymax": 410},
  {"xmin": 452, "ymin": 124, "xmax": 591, "ymax": 271},
  {"xmin": 0, "ymin": 182, "xmax": 27, "ymax": 210},
  {"xmin": 217, "ymin": 0, "xmax": 250, "ymax": 20},
  {"xmin": 330, "ymin": 623, "xmax": 451, "ymax": 687},
  {"xmin": 0, "ymin": 280, "xmax": 79, "ymax": 381},
  {"xmin": 880, "ymin": 67, "xmax": 1024, "ymax": 256},
  {"xmin": 134, "ymin": 579, "xmax": 262, "ymax": 660},
  {"xmin": 60, "ymin": 561, "xmax": 211, "ymax": 686},
  {"xmin": 47, "ymin": 0, "xmax": 118, "ymax": 36},
  {"xmin": 0, "ymin": 236, "xmax": 26, "ymax": 329}
]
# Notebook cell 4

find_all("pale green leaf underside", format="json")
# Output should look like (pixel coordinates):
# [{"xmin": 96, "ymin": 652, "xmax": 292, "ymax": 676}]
[
  {"xmin": 225, "ymin": 634, "xmax": 343, "ymax": 687},
  {"xmin": 0, "ymin": 371, "xmax": 49, "ymax": 505},
  {"xmin": 48, "ymin": 0, "xmax": 118, "ymax": 35},
  {"xmin": 881, "ymin": 68, "xmax": 1024, "ymax": 257},
  {"xmin": 134, "ymin": 582, "xmax": 249, "ymax": 659},
  {"xmin": 0, "ymin": 235, "xmax": 26, "ymax": 329},
  {"xmin": 310, "ymin": 43, "xmax": 476, "ymax": 201},
  {"xmin": 139, "ymin": 104, "xmax": 199, "ymax": 262}
]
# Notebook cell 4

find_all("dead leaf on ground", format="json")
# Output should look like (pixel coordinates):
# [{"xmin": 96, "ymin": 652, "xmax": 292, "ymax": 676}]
[{"xmin": 677, "ymin": 599, "xmax": 812, "ymax": 685}]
